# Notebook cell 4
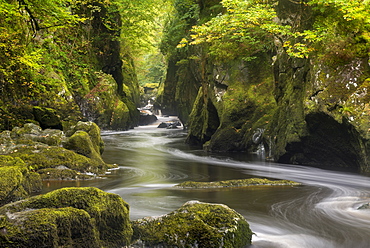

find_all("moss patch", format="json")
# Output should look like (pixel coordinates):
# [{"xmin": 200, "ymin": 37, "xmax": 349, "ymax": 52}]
[
  {"xmin": 0, "ymin": 156, "xmax": 42, "ymax": 206},
  {"xmin": 9, "ymin": 146, "xmax": 106, "ymax": 174},
  {"xmin": 0, "ymin": 207, "xmax": 99, "ymax": 248},
  {"xmin": 175, "ymin": 178, "xmax": 301, "ymax": 189},
  {"xmin": 37, "ymin": 168, "xmax": 93, "ymax": 180},
  {"xmin": 0, "ymin": 187, "xmax": 132, "ymax": 247},
  {"xmin": 132, "ymin": 200, "xmax": 252, "ymax": 248}
]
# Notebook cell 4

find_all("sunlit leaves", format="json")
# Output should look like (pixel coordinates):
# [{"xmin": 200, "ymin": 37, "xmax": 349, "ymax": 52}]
[{"xmin": 181, "ymin": 0, "xmax": 369, "ymax": 61}]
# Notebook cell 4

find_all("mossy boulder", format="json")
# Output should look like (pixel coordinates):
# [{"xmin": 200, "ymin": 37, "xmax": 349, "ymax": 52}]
[
  {"xmin": 9, "ymin": 146, "xmax": 107, "ymax": 175},
  {"xmin": 63, "ymin": 131, "xmax": 104, "ymax": 165},
  {"xmin": 132, "ymin": 200, "xmax": 252, "ymax": 248},
  {"xmin": 37, "ymin": 167, "xmax": 93, "ymax": 180},
  {"xmin": 67, "ymin": 121, "xmax": 104, "ymax": 154},
  {"xmin": 1, "ymin": 122, "xmax": 110, "ymax": 177},
  {"xmin": 0, "ymin": 207, "xmax": 99, "ymax": 248},
  {"xmin": 33, "ymin": 106, "xmax": 63, "ymax": 130},
  {"xmin": 0, "ymin": 187, "xmax": 133, "ymax": 247},
  {"xmin": 0, "ymin": 156, "xmax": 42, "ymax": 206},
  {"xmin": 176, "ymin": 178, "xmax": 301, "ymax": 189},
  {"xmin": 11, "ymin": 123, "xmax": 64, "ymax": 147}
]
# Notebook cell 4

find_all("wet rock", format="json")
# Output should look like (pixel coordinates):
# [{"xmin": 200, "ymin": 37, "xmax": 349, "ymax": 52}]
[
  {"xmin": 157, "ymin": 122, "xmax": 168, "ymax": 128},
  {"xmin": 0, "ymin": 187, "xmax": 133, "ymax": 247},
  {"xmin": 175, "ymin": 178, "xmax": 301, "ymax": 189},
  {"xmin": 358, "ymin": 203, "xmax": 370, "ymax": 210},
  {"xmin": 131, "ymin": 200, "xmax": 252, "ymax": 248},
  {"xmin": 139, "ymin": 114, "xmax": 157, "ymax": 126}
]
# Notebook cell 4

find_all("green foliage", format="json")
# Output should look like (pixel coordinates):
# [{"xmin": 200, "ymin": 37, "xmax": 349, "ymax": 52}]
[
  {"xmin": 182, "ymin": 0, "xmax": 369, "ymax": 61},
  {"xmin": 160, "ymin": 0, "xmax": 200, "ymax": 56}
]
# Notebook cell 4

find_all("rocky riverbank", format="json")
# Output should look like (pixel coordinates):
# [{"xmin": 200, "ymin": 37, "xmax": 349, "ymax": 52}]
[{"xmin": 0, "ymin": 122, "xmax": 255, "ymax": 247}]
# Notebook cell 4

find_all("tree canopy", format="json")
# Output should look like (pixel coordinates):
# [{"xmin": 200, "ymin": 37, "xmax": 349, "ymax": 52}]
[{"xmin": 178, "ymin": 0, "xmax": 370, "ymax": 62}]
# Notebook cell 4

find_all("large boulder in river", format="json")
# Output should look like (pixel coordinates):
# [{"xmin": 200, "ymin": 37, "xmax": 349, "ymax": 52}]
[
  {"xmin": 63, "ymin": 130, "xmax": 105, "ymax": 165},
  {"xmin": 0, "ymin": 187, "xmax": 133, "ymax": 248},
  {"xmin": 131, "ymin": 200, "xmax": 252, "ymax": 247},
  {"xmin": 66, "ymin": 121, "xmax": 105, "ymax": 154}
]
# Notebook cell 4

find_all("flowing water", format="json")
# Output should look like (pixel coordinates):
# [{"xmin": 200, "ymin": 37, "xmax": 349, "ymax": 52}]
[{"xmin": 42, "ymin": 116, "xmax": 370, "ymax": 248}]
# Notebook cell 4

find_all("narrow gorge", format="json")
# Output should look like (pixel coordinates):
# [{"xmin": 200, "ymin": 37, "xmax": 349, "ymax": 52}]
[{"xmin": 0, "ymin": 0, "xmax": 369, "ymax": 247}]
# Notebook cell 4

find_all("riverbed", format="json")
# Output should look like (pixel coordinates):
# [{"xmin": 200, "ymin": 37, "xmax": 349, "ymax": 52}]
[{"xmin": 42, "ymin": 116, "xmax": 370, "ymax": 248}]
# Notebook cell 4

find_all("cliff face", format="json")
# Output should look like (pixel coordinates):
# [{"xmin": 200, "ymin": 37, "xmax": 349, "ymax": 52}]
[
  {"xmin": 161, "ymin": 0, "xmax": 370, "ymax": 172},
  {"xmin": 0, "ymin": 0, "xmax": 139, "ymax": 131}
]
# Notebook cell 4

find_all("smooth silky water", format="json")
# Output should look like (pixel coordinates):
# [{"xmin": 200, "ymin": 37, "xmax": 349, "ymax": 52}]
[{"xmin": 42, "ymin": 117, "xmax": 370, "ymax": 248}]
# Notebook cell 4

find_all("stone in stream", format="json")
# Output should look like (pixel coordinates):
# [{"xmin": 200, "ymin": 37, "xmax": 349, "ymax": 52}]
[
  {"xmin": 131, "ymin": 200, "xmax": 252, "ymax": 248},
  {"xmin": 0, "ymin": 187, "xmax": 132, "ymax": 248}
]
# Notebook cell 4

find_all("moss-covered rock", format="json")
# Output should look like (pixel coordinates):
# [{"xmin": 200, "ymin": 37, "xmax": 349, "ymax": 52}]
[
  {"xmin": 176, "ymin": 178, "xmax": 301, "ymax": 189},
  {"xmin": 10, "ymin": 146, "xmax": 107, "ymax": 175},
  {"xmin": 132, "ymin": 200, "xmax": 252, "ymax": 248},
  {"xmin": 186, "ymin": 87, "xmax": 220, "ymax": 145},
  {"xmin": 67, "ymin": 121, "xmax": 104, "ymax": 154},
  {"xmin": 1, "ymin": 122, "xmax": 110, "ymax": 177},
  {"xmin": 0, "ymin": 207, "xmax": 99, "ymax": 248},
  {"xmin": 0, "ymin": 156, "xmax": 42, "ymax": 206},
  {"xmin": 33, "ymin": 106, "xmax": 63, "ymax": 130},
  {"xmin": 63, "ymin": 131, "xmax": 104, "ymax": 165},
  {"xmin": 37, "ymin": 168, "xmax": 93, "ymax": 180},
  {"xmin": 0, "ymin": 187, "xmax": 133, "ymax": 247}
]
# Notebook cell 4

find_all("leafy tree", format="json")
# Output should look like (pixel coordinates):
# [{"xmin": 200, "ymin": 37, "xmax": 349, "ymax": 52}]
[{"xmin": 181, "ymin": 0, "xmax": 369, "ymax": 61}]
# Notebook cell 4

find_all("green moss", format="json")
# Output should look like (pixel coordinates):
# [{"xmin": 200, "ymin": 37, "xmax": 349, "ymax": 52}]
[
  {"xmin": 71, "ymin": 121, "xmax": 104, "ymax": 154},
  {"xmin": 0, "ymin": 207, "xmax": 100, "ymax": 248},
  {"xmin": 0, "ymin": 187, "xmax": 132, "ymax": 247},
  {"xmin": 132, "ymin": 201, "xmax": 252, "ymax": 248},
  {"xmin": 9, "ymin": 146, "xmax": 107, "ymax": 175},
  {"xmin": 37, "ymin": 168, "xmax": 93, "ymax": 180},
  {"xmin": 63, "ymin": 131, "xmax": 104, "ymax": 165},
  {"xmin": 176, "ymin": 178, "xmax": 301, "ymax": 188},
  {"xmin": 186, "ymin": 87, "xmax": 220, "ymax": 145},
  {"xmin": 0, "ymin": 156, "xmax": 42, "ymax": 206},
  {"xmin": 110, "ymin": 100, "xmax": 131, "ymax": 130}
]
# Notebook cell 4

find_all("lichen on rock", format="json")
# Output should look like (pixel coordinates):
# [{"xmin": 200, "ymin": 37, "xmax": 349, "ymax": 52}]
[{"xmin": 131, "ymin": 200, "xmax": 252, "ymax": 248}]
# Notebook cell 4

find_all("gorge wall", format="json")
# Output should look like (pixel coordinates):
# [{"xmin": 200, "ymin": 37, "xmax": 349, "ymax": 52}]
[
  {"xmin": 0, "ymin": 0, "xmax": 140, "ymax": 131},
  {"xmin": 158, "ymin": 0, "xmax": 370, "ymax": 173}
]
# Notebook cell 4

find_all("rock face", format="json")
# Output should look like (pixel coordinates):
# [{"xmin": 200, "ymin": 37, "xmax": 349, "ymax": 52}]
[
  {"xmin": 132, "ymin": 200, "xmax": 252, "ymax": 248},
  {"xmin": 159, "ymin": 0, "xmax": 370, "ymax": 173},
  {"xmin": 0, "ymin": 187, "xmax": 132, "ymax": 248},
  {"xmin": 0, "ymin": 1, "xmax": 139, "ymax": 132}
]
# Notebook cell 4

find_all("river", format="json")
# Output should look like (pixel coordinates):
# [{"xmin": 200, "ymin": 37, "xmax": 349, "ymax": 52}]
[{"xmin": 42, "ymin": 116, "xmax": 370, "ymax": 248}]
